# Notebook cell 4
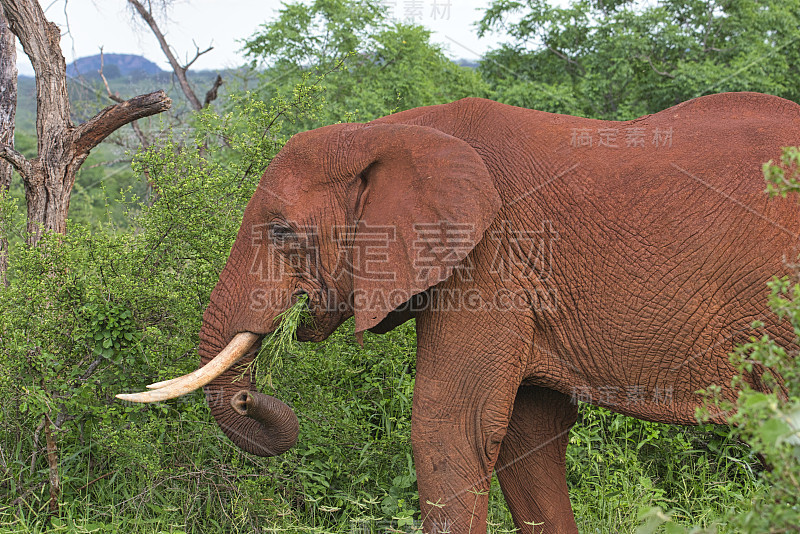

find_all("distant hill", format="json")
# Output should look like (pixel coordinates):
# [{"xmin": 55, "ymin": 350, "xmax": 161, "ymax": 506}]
[
  {"xmin": 455, "ymin": 58, "xmax": 479, "ymax": 69},
  {"xmin": 67, "ymin": 53, "xmax": 164, "ymax": 78}
]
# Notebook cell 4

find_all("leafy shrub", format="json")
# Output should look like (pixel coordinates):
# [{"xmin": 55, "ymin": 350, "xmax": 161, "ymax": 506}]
[{"xmin": 0, "ymin": 85, "xmax": 321, "ymax": 532}]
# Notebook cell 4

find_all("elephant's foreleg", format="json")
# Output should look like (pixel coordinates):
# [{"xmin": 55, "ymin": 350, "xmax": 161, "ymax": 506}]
[
  {"xmin": 411, "ymin": 312, "xmax": 522, "ymax": 534},
  {"xmin": 412, "ymin": 375, "xmax": 518, "ymax": 533},
  {"xmin": 495, "ymin": 386, "xmax": 578, "ymax": 534}
]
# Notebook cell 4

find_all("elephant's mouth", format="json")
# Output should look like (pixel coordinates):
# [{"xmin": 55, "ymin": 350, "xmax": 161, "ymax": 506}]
[
  {"xmin": 293, "ymin": 284, "xmax": 348, "ymax": 342},
  {"xmin": 295, "ymin": 326, "xmax": 322, "ymax": 342}
]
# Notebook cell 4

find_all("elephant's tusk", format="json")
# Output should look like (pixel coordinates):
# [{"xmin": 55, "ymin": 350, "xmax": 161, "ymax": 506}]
[
  {"xmin": 116, "ymin": 332, "xmax": 260, "ymax": 403},
  {"xmin": 146, "ymin": 376, "xmax": 180, "ymax": 389}
]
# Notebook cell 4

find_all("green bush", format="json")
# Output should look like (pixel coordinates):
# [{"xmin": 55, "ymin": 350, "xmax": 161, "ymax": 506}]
[{"xmin": 0, "ymin": 85, "xmax": 320, "ymax": 532}]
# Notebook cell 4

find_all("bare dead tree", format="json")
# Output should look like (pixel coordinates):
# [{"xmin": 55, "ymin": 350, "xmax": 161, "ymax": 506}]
[
  {"xmin": 128, "ymin": 0, "xmax": 223, "ymax": 111},
  {"xmin": 0, "ymin": 5, "xmax": 15, "ymax": 283},
  {"xmin": 0, "ymin": 0, "xmax": 172, "ymax": 246}
]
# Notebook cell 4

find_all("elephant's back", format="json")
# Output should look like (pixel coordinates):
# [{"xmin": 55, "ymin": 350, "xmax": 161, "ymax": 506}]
[{"xmin": 649, "ymin": 91, "xmax": 800, "ymax": 124}]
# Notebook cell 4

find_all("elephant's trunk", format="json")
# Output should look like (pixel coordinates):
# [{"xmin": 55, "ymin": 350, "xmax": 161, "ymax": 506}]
[{"xmin": 199, "ymin": 304, "xmax": 299, "ymax": 457}]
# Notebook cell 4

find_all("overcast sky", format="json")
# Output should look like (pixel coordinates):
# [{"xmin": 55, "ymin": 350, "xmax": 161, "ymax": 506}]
[{"xmin": 14, "ymin": 0, "xmax": 502, "ymax": 76}]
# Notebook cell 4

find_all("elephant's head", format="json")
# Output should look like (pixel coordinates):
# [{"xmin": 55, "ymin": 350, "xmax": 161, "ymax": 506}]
[{"xmin": 118, "ymin": 122, "xmax": 501, "ymax": 456}]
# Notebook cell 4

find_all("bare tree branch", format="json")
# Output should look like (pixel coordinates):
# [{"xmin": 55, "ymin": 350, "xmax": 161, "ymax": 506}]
[
  {"xmin": 128, "ymin": 119, "xmax": 150, "ymax": 148},
  {"xmin": 128, "ymin": 0, "xmax": 224, "ymax": 112},
  {"xmin": 204, "ymin": 74, "xmax": 223, "ymax": 107},
  {"xmin": 546, "ymin": 45, "xmax": 585, "ymax": 75},
  {"xmin": 184, "ymin": 39, "xmax": 213, "ymax": 70},
  {"xmin": 30, "ymin": 416, "xmax": 45, "ymax": 476},
  {"xmin": 641, "ymin": 55, "xmax": 676, "ymax": 79},
  {"xmin": 98, "ymin": 48, "xmax": 154, "ymax": 148},
  {"xmin": 73, "ymin": 90, "xmax": 171, "ymax": 155},
  {"xmin": 43, "ymin": 415, "xmax": 60, "ymax": 513},
  {"xmin": 1, "ymin": 0, "xmax": 171, "ymax": 244},
  {"xmin": 0, "ymin": 144, "xmax": 30, "ymax": 178},
  {"xmin": 86, "ymin": 157, "xmax": 129, "ymax": 169},
  {"xmin": 127, "ymin": 0, "xmax": 203, "ymax": 110},
  {"xmin": 0, "ymin": 4, "xmax": 17, "ymax": 283},
  {"xmin": 98, "ymin": 47, "xmax": 123, "ymax": 103}
]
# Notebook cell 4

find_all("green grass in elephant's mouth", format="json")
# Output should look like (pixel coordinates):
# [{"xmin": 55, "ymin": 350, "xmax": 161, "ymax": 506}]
[{"xmin": 250, "ymin": 294, "xmax": 314, "ymax": 389}]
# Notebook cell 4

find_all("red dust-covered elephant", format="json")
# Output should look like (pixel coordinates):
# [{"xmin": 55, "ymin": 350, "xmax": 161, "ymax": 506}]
[{"xmin": 119, "ymin": 92, "xmax": 800, "ymax": 533}]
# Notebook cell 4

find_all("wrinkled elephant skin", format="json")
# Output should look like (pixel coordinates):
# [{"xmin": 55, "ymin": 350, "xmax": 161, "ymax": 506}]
[{"xmin": 196, "ymin": 93, "xmax": 799, "ymax": 533}]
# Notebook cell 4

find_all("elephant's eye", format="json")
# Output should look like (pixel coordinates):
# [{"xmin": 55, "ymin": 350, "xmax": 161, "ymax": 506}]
[{"xmin": 270, "ymin": 224, "xmax": 295, "ymax": 245}]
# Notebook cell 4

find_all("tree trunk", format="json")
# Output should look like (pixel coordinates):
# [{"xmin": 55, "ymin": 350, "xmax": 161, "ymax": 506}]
[
  {"xmin": 43, "ymin": 415, "xmax": 60, "ymax": 514},
  {"xmin": 0, "ymin": 5, "xmax": 15, "ymax": 283},
  {"xmin": 0, "ymin": 0, "xmax": 171, "ymax": 246}
]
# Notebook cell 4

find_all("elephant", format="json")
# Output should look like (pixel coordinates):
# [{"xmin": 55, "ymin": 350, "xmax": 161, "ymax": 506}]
[{"xmin": 119, "ymin": 92, "xmax": 800, "ymax": 533}]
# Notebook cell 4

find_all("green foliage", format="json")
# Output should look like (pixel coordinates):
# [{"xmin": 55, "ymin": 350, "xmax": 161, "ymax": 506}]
[
  {"xmin": 265, "ymin": 293, "xmax": 314, "ymax": 356},
  {"xmin": 253, "ymin": 293, "xmax": 313, "ymax": 389},
  {"xmin": 765, "ymin": 146, "xmax": 800, "ymax": 198},
  {"xmin": 478, "ymin": 0, "xmax": 800, "ymax": 119},
  {"xmin": 572, "ymin": 408, "xmax": 760, "ymax": 534},
  {"xmin": 254, "ymin": 321, "xmax": 418, "ymax": 532},
  {"xmin": 240, "ymin": 0, "xmax": 487, "ymax": 127},
  {"xmin": 0, "ymin": 223, "xmax": 202, "ymax": 529},
  {"xmin": 68, "ymin": 147, "xmax": 141, "ymax": 228},
  {"xmin": 715, "ymin": 164, "xmax": 800, "ymax": 531},
  {"xmin": 243, "ymin": 0, "xmax": 385, "ymax": 70},
  {"xmin": 0, "ymin": 79, "xmax": 323, "ymax": 532}
]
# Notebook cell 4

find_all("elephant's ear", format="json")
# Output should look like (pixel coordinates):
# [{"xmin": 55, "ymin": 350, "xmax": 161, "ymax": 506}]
[{"xmin": 341, "ymin": 123, "xmax": 501, "ymax": 334}]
